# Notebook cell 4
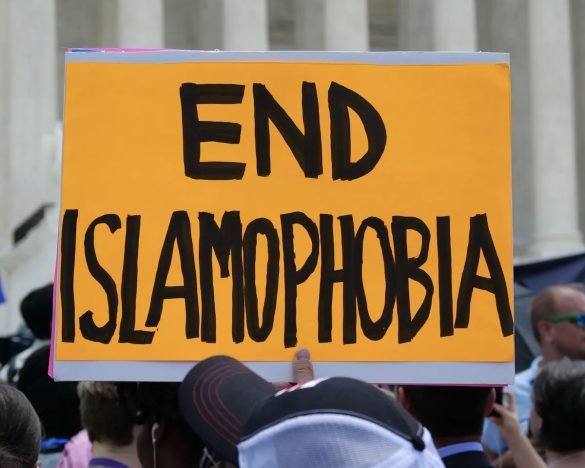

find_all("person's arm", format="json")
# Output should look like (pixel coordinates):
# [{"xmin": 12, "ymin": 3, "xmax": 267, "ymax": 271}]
[{"xmin": 490, "ymin": 391, "xmax": 545, "ymax": 468}]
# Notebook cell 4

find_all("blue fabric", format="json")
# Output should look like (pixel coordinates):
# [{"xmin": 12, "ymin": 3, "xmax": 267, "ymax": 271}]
[
  {"xmin": 0, "ymin": 276, "xmax": 5, "ymax": 304},
  {"xmin": 514, "ymin": 252, "xmax": 585, "ymax": 291},
  {"xmin": 482, "ymin": 356, "xmax": 542, "ymax": 454},
  {"xmin": 89, "ymin": 458, "xmax": 129, "ymax": 468},
  {"xmin": 38, "ymin": 452, "xmax": 62, "ymax": 468},
  {"xmin": 438, "ymin": 442, "xmax": 483, "ymax": 458},
  {"xmin": 41, "ymin": 438, "xmax": 69, "ymax": 452}
]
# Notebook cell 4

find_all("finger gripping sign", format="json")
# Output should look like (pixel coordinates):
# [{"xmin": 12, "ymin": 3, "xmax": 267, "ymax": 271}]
[{"xmin": 53, "ymin": 51, "xmax": 513, "ymax": 384}]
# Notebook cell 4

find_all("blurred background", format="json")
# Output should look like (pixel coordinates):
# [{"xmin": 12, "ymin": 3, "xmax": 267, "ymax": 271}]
[{"xmin": 1, "ymin": 0, "xmax": 584, "ymax": 337}]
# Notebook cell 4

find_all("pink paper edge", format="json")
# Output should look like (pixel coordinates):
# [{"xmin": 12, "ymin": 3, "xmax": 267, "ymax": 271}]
[{"xmin": 49, "ymin": 253, "xmax": 58, "ymax": 378}]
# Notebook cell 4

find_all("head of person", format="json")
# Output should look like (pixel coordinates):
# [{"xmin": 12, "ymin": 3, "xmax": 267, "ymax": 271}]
[
  {"xmin": 397, "ymin": 386, "xmax": 494, "ymax": 442},
  {"xmin": 127, "ymin": 382, "xmax": 210, "ymax": 468},
  {"xmin": 78, "ymin": 381, "xmax": 134, "ymax": 446},
  {"xmin": 533, "ymin": 358, "xmax": 585, "ymax": 454},
  {"xmin": 20, "ymin": 284, "xmax": 53, "ymax": 340},
  {"xmin": 0, "ymin": 381, "xmax": 42, "ymax": 468},
  {"xmin": 17, "ymin": 345, "xmax": 81, "ymax": 439},
  {"xmin": 531, "ymin": 283, "xmax": 585, "ymax": 361},
  {"xmin": 178, "ymin": 355, "xmax": 444, "ymax": 468}
]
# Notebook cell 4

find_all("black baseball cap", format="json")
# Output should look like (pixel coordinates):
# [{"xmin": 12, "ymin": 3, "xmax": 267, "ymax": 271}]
[
  {"xmin": 178, "ymin": 356, "xmax": 435, "ymax": 466},
  {"xmin": 178, "ymin": 356, "xmax": 274, "ymax": 464}
]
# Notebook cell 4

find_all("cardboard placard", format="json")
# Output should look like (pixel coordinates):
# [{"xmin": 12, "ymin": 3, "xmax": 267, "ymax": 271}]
[{"xmin": 53, "ymin": 51, "xmax": 513, "ymax": 383}]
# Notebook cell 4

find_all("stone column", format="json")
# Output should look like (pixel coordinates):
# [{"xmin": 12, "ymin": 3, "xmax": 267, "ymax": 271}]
[
  {"xmin": 399, "ymin": 0, "xmax": 476, "ymax": 50},
  {"xmin": 527, "ymin": 0, "xmax": 583, "ymax": 256},
  {"xmin": 117, "ymin": 0, "xmax": 164, "ymax": 48},
  {"xmin": 0, "ymin": 0, "xmax": 11, "ymax": 334},
  {"xmin": 433, "ymin": 0, "xmax": 476, "ymax": 50},
  {"xmin": 323, "ymin": 0, "xmax": 368, "ymax": 50},
  {"xmin": 9, "ymin": 0, "xmax": 57, "ymax": 228},
  {"xmin": 3, "ymin": 0, "xmax": 57, "ymax": 331},
  {"xmin": 476, "ymin": 0, "xmax": 534, "ymax": 259},
  {"xmin": 198, "ymin": 0, "xmax": 268, "ymax": 51},
  {"xmin": 295, "ymin": 0, "xmax": 368, "ymax": 50},
  {"xmin": 571, "ymin": 0, "xmax": 585, "ymax": 240},
  {"xmin": 223, "ymin": 0, "xmax": 268, "ymax": 50},
  {"xmin": 0, "ymin": 0, "xmax": 10, "ymax": 252}
]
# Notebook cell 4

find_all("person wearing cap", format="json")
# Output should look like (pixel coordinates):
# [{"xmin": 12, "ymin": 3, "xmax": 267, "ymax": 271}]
[
  {"xmin": 134, "ymin": 380, "xmax": 211, "ymax": 468},
  {"xmin": 398, "ymin": 386, "xmax": 495, "ymax": 467},
  {"xmin": 483, "ymin": 284, "xmax": 585, "ymax": 458},
  {"xmin": 134, "ymin": 349, "xmax": 314, "ymax": 468},
  {"xmin": 179, "ymin": 355, "xmax": 445, "ymax": 467}
]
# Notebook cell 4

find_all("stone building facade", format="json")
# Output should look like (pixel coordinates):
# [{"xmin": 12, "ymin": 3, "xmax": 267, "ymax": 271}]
[{"xmin": 1, "ymin": 0, "xmax": 584, "ymax": 332}]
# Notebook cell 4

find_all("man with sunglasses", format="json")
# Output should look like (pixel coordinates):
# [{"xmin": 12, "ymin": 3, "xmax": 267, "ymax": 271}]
[{"xmin": 483, "ymin": 283, "xmax": 585, "ymax": 458}]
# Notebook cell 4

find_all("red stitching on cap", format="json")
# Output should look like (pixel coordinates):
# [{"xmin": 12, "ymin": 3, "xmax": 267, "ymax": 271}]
[
  {"xmin": 193, "ymin": 363, "xmax": 242, "ymax": 442},
  {"xmin": 192, "ymin": 360, "xmax": 252, "ymax": 443}
]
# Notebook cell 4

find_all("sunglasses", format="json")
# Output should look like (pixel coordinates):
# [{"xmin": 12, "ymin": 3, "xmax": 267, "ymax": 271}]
[{"xmin": 546, "ymin": 313, "xmax": 585, "ymax": 328}]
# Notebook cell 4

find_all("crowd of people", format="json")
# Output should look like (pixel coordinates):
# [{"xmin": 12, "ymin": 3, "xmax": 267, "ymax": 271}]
[{"xmin": 0, "ymin": 282, "xmax": 584, "ymax": 467}]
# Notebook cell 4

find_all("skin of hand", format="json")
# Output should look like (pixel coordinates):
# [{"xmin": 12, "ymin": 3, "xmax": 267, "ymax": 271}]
[
  {"xmin": 291, "ymin": 348, "xmax": 314, "ymax": 384},
  {"xmin": 272, "ymin": 348, "xmax": 314, "ymax": 390},
  {"xmin": 490, "ymin": 390, "xmax": 546, "ymax": 468},
  {"xmin": 489, "ymin": 390, "xmax": 524, "ymax": 441}
]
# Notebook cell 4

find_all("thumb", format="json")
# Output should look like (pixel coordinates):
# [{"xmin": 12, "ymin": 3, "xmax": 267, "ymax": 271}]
[{"xmin": 293, "ymin": 348, "xmax": 314, "ymax": 384}]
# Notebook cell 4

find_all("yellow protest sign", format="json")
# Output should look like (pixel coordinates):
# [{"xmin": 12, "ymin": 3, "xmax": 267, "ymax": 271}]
[{"xmin": 54, "ymin": 51, "xmax": 513, "ymax": 383}]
